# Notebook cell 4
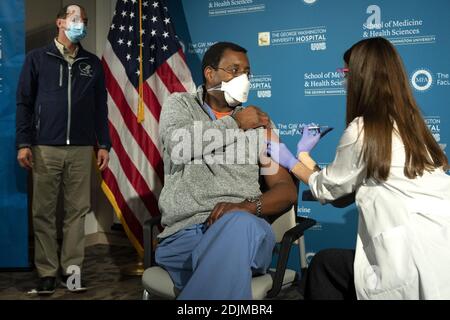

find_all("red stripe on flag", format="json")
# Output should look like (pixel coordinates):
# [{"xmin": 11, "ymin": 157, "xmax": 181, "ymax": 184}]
[
  {"xmin": 142, "ymin": 82, "xmax": 162, "ymax": 121},
  {"xmin": 177, "ymin": 48, "xmax": 187, "ymax": 61},
  {"xmin": 108, "ymin": 120, "xmax": 160, "ymax": 217},
  {"xmin": 102, "ymin": 58, "xmax": 164, "ymax": 182},
  {"xmin": 156, "ymin": 61, "xmax": 186, "ymax": 93},
  {"xmin": 102, "ymin": 168, "xmax": 144, "ymax": 245}
]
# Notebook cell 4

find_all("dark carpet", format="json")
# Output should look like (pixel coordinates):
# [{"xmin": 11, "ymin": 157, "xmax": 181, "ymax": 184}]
[{"xmin": 0, "ymin": 244, "xmax": 302, "ymax": 300}]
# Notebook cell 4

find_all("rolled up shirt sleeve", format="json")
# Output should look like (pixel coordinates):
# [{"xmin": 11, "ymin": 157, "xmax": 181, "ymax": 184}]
[{"xmin": 308, "ymin": 118, "xmax": 366, "ymax": 204}]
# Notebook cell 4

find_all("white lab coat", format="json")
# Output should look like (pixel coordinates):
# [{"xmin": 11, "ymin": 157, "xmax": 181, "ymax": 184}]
[{"xmin": 309, "ymin": 117, "xmax": 450, "ymax": 300}]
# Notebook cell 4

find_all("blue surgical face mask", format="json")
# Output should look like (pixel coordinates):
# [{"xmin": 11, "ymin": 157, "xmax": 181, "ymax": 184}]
[{"xmin": 64, "ymin": 21, "xmax": 87, "ymax": 43}]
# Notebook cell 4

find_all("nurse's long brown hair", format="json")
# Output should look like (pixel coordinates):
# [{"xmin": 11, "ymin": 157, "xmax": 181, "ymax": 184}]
[{"xmin": 344, "ymin": 37, "xmax": 448, "ymax": 180}]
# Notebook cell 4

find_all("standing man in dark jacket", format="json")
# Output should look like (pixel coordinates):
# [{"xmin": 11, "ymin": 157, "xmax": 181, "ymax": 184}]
[{"xmin": 16, "ymin": 4, "xmax": 110, "ymax": 295}]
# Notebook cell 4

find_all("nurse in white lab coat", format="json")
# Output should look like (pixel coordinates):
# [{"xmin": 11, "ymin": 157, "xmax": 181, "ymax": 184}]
[{"xmin": 267, "ymin": 37, "xmax": 450, "ymax": 300}]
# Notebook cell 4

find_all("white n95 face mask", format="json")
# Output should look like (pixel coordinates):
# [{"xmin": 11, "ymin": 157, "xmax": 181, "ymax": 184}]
[{"xmin": 208, "ymin": 74, "xmax": 251, "ymax": 107}]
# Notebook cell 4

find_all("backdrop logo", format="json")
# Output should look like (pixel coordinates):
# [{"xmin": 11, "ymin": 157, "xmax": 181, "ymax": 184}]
[
  {"xmin": 425, "ymin": 116, "xmax": 446, "ymax": 152},
  {"xmin": 188, "ymin": 41, "xmax": 217, "ymax": 55},
  {"xmin": 304, "ymin": 70, "xmax": 346, "ymax": 97},
  {"xmin": 303, "ymin": 0, "xmax": 317, "ymax": 5},
  {"xmin": 411, "ymin": 69, "xmax": 433, "ymax": 92},
  {"xmin": 362, "ymin": 5, "xmax": 435, "ymax": 45},
  {"xmin": 258, "ymin": 32, "xmax": 270, "ymax": 46},
  {"xmin": 437, "ymin": 72, "xmax": 450, "ymax": 86},
  {"xmin": 208, "ymin": 0, "xmax": 266, "ymax": 17},
  {"xmin": 258, "ymin": 27, "xmax": 327, "ymax": 51},
  {"xmin": 298, "ymin": 206, "xmax": 311, "ymax": 215},
  {"xmin": 277, "ymin": 123, "xmax": 306, "ymax": 136},
  {"xmin": 250, "ymin": 74, "xmax": 272, "ymax": 98}
]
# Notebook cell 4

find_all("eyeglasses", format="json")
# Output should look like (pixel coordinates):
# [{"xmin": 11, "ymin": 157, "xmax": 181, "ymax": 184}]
[
  {"xmin": 337, "ymin": 67, "xmax": 349, "ymax": 78},
  {"xmin": 215, "ymin": 66, "xmax": 252, "ymax": 78}
]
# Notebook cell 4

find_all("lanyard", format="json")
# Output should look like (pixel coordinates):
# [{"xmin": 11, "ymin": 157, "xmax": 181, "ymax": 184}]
[{"xmin": 201, "ymin": 103, "xmax": 217, "ymax": 121}]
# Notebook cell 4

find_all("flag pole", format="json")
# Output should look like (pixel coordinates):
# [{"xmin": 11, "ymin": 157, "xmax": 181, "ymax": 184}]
[
  {"xmin": 121, "ymin": 0, "xmax": 145, "ymax": 276},
  {"xmin": 137, "ymin": 0, "xmax": 145, "ymax": 123}
]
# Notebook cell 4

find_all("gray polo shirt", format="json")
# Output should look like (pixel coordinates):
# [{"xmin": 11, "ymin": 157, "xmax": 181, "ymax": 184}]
[{"xmin": 158, "ymin": 86, "xmax": 267, "ymax": 238}]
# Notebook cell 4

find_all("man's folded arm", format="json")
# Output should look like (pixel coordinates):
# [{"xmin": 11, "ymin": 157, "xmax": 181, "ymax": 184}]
[{"xmin": 159, "ymin": 95, "xmax": 240, "ymax": 164}]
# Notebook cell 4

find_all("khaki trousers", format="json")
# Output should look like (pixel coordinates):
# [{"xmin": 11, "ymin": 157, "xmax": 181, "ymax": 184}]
[{"xmin": 32, "ymin": 145, "xmax": 92, "ymax": 277}]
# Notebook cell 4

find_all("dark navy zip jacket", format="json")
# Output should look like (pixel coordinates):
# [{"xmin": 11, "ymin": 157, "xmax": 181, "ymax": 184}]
[{"xmin": 16, "ymin": 41, "xmax": 111, "ymax": 150}]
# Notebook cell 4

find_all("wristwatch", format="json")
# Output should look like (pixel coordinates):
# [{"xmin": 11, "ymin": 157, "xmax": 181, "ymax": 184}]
[
  {"xmin": 246, "ymin": 196, "xmax": 262, "ymax": 217},
  {"xmin": 231, "ymin": 110, "xmax": 242, "ymax": 128}
]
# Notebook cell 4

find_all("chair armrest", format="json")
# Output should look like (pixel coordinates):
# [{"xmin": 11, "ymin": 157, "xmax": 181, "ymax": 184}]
[
  {"xmin": 266, "ymin": 217, "xmax": 316, "ymax": 298},
  {"xmin": 143, "ymin": 215, "xmax": 162, "ymax": 269},
  {"xmin": 329, "ymin": 192, "xmax": 356, "ymax": 208},
  {"xmin": 302, "ymin": 190, "xmax": 355, "ymax": 208},
  {"xmin": 301, "ymin": 190, "xmax": 316, "ymax": 202}
]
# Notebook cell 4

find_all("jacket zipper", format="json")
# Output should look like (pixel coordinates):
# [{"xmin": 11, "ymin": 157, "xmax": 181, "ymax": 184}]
[
  {"xmin": 67, "ymin": 64, "xmax": 72, "ymax": 145},
  {"xmin": 46, "ymin": 52, "xmax": 89, "ymax": 146},
  {"xmin": 59, "ymin": 64, "xmax": 63, "ymax": 87},
  {"xmin": 36, "ymin": 105, "xmax": 41, "ymax": 137}
]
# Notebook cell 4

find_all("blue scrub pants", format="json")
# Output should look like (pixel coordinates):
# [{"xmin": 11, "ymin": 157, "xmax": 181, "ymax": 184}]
[{"xmin": 155, "ymin": 211, "xmax": 276, "ymax": 300}]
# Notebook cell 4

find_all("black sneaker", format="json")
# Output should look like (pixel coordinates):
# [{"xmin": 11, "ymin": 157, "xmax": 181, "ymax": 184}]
[
  {"xmin": 36, "ymin": 277, "xmax": 56, "ymax": 296},
  {"xmin": 61, "ymin": 274, "xmax": 87, "ymax": 292}
]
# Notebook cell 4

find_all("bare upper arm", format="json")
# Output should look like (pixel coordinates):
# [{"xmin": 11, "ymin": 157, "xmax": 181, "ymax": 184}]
[{"xmin": 259, "ymin": 128, "xmax": 296, "ymax": 190}]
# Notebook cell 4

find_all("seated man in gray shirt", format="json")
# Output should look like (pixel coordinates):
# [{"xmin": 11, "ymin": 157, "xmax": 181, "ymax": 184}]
[{"xmin": 156, "ymin": 42, "xmax": 297, "ymax": 300}]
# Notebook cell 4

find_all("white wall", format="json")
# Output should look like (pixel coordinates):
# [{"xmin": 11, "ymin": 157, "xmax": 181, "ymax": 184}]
[
  {"xmin": 25, "ymin": 0, "xmax": 61, "ymax": 51},
  {"xmin": 25, "ymin": 0, "xmax": 62, "ymax": 31}
]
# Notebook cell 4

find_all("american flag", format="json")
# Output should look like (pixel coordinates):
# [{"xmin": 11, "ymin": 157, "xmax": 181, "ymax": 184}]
[{"xmin": 101, "ymin": 0, "xmax": 195, "ymax": 256}]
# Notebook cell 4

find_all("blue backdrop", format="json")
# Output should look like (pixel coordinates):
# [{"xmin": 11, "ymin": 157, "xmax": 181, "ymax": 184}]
[
  {"xmin": 167, "ymin": 0, "xmax": 450, "ymax": 270},
  {"xmin": 0, "ymin": 1, "xmax": 28, "ymax": 268}
]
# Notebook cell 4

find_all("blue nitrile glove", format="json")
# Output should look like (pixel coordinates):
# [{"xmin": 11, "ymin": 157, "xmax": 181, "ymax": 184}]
[
  {"xmin": 266, "ymin": 141, "xmax": 298, "ymax": 171},
  {"xmin": 296, "ymin": 123, "xmax": 322, "ymax": 155}
]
